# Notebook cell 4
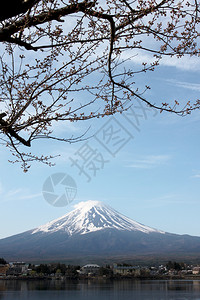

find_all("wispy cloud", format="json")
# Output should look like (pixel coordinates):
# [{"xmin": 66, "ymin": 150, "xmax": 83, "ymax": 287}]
[
  {"xmin": 192, "ymin": 174, "xmax": 200, "ymax": 179},
  {"xmin": 125, "ymin": 50, "xmax": 200, "ymax": 71},
  {"xmin": 6, "ymin": 188, "xmax": 24, "ymax": 198},
  {"xmin": 190, "ymin": 169, "xmax": 200, "ymax": 179},
  {"xmin": 127, "ymin": 154, "xmax": 171, "ymax": 169},
  {"xmin": 0, "ymin": 186, "xmax": 41, "ymax": 204},
  {"xmin": 51, "ymin": 119, "xmax": 79, "ymax": 135},
  {"xmin": 0, "ymin": 182, "xmax": 3, "ymax": 194},
  {"xmin": 152, "ymin": 193, "xmax": 181, "ymax": 206},
  {"xmin": 160, "ymin": 56, "xmax": 200, "ymax": 71},
  {"xmin": 146, "ymin": 193, "xmax": 198, "ymax": 208},
  {"xmin": 18, "ymin": 192, "xmax": 42, "ymax": 200},
  {"xmin": 166, "ymin": 79, "xmax": 200, "ymax": 91}
]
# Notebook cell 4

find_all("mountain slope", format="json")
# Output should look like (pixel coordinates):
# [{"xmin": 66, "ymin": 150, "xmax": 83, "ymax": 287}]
[
  {"xmin": 0, "ymin": 200, "xmax": 200, "ymax": 262},
  {"xmin": 32, "ymin": 200, "xmax": 164, "ymax": 235}
]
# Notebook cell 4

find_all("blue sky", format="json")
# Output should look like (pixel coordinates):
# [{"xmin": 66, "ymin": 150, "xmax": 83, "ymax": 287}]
[{"xmin": 0, "ymin": 55, "xmax": 200, "ymax": 239}]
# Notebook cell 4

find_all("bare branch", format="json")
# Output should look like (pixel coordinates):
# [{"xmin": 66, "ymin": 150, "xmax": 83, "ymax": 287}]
[{"xmin": 0, "ymin": 0, "xmax": 199, "ymax": 169}]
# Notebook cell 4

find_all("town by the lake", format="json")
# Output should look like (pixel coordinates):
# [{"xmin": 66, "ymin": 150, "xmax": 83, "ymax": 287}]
[{"xmin": 1, "ymin": 258, "xmax": 200, "ymax": 281}]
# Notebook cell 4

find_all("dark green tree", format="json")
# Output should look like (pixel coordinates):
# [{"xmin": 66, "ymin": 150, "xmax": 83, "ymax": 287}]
[{"xmin": 0, "ymin": 257, "xmax": 7, "ymax": 264}]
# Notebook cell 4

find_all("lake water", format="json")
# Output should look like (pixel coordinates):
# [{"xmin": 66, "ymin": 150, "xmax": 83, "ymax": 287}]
[{"xmin": 0, "ymin": 279, "xmax": 200, "ymax": 299}]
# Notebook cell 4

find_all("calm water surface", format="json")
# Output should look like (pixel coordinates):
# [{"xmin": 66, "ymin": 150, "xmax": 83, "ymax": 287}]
[{"xmin": 0, "ymin": 279, "xmax": 200, "ymax": 299}]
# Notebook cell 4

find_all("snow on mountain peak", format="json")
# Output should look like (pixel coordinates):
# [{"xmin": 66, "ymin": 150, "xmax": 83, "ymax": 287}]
[
  {"xmin": 32, "ymin": 200, "xmax": 165, "ymax": 236},
  {"xmin": 73, "ymin": 200, "xmax": 104, "ymax": 211}
]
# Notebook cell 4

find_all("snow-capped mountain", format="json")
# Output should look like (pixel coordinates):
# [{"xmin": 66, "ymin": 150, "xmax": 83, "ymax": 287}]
[
  {"xmin": 0, "ymin": 200, "xmax": 200, "ymax": 262},
  {"xmin": 32, "ymin": 200, "xmax": 164, "ymax": 236}
]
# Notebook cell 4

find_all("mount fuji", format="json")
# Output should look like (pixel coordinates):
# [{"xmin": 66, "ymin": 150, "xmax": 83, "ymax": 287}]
[
  {"xmin": 32, "ymin": 200, "xmax": 165, "ymax": 236},
  {"xmin": 1, "ymin": 200, "xmax": 200, "ymax": 262}
]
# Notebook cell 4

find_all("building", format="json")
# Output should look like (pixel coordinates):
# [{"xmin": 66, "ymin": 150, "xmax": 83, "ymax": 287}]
[
  {"xmin": 80, "ymin": 264, "xmax": 100, "ymax": 275},
  {"xmin": 6, "ymin": 262, "xmax": 28, "ymax": 276},
  {"xmin": 192, "ymin": 267, "xmax": 200, "ymax": 275},
  {"xmin": 112, "ymin": 264, "xmax": 140, "ymax": 276}
]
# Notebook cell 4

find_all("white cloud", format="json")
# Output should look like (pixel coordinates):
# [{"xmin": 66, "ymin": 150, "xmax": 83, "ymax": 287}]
[
  {"xmin": 127, "ymin": 154, "xmax": 171, "ymax": 169},
  {"xmin": 160, "ymin": 55, "xmax": 200, "ymax": 71},
  {"xmin": 192, "ymin": 174, "xmax": 200, "ymax": 178}
]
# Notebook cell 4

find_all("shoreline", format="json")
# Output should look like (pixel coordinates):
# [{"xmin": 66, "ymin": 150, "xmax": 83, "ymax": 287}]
[{"xmin": 1, "ymin": 275, "xmax": 200, "ymax": 281}]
